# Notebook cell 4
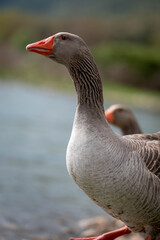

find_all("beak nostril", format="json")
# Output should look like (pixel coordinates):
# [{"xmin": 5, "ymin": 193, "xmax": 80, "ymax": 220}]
[{"xmin": 37, "ymin": 40, "xmax": 46, "ymax": 45}]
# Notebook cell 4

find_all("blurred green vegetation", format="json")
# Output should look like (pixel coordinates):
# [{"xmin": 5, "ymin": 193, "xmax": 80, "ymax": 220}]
[
  {"xmin": 93, "ymin": 43, "xmax": 160, "ymax": 74},
  {"xmin": 0, "ymin": 10, "xmax": 160, "ymax": 109},
  {"xmin": 92, "ymin": 43, "xmax": 160, "ymax": 88}
]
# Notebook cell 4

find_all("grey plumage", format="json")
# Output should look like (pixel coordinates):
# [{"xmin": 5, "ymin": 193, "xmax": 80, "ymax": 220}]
[
  {"xmin": 26, "ymin": 32, "xmax": 160, "ymax": 240},
  {"xmin": 126, "ymin": 132, "xmax": 160, "ymax": 179}
]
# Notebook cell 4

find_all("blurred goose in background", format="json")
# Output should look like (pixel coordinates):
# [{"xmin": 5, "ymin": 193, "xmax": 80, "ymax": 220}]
[
  {"xmin": 26, "ymin": 32, "xmax": 160, "ymax": 240},
  {"xmin": 105, "ymin": 104, "xmax": 142, "ymax": 135}
]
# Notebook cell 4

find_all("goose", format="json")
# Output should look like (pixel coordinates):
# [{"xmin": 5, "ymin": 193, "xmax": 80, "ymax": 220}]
[
  {"xmin": 26, "ymin": 32, "xmax": 160, "ymax": 240},
  {"xmin": 105, "ymin": 104, "xmax": 142, "ymax": 135}
]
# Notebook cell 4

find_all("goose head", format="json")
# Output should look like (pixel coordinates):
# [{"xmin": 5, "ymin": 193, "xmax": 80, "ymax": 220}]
[
  {"xmin": 105, "ymin": 104, "xmax": 137, "ymax": 129},
  {"xmin": 26, "ymin": 32, "xmax": 88, "ymax": 66},
  {"xmin": 105, "ymin": 104, "xmax": 142, "ymax": 135},
  {"xmin": 105, "ymin": 104, "xmax": 132, "ymax": 127}
]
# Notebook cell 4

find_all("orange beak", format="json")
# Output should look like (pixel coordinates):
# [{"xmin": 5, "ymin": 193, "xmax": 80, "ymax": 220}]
[
  {"xmin": 105, "ymin": 109, "xmax": 114, "ymax": 123},
  {"xmin": 26, "ymin": 35, "xmax": 55, "ymax": 56}
]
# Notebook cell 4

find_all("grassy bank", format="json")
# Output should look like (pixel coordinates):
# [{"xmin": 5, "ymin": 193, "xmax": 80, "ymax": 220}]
[
  {"xmin": 0, "ymin": 45, "xmax": 159, "ymax": 111},
  {"xmin": 1, "ymin": 70, "xmax": 160, "ymax": 111},
  {"xmin": 102, "ymin": 81, "xmax": 160, "ymax": 110},
  {"xmin": 92, "ymin": 43, "xmax": 160, "ymax": 89},
  {"xmin": 0, "ymin": 41, "xmax": 160, "ymax": 111}
]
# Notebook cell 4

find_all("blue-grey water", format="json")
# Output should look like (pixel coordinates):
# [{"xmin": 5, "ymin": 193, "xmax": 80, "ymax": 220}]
[{"xmin": 0, "ymin": 82, "xmax": 159, "ymax": 240}]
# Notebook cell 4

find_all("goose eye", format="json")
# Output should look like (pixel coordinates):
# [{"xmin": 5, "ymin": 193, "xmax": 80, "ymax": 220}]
[
  {"xmin": 117, "ymin": 109, "xmax": 123, "ymax": 112},
  {"xmin": 61, "ymin": 35, "xmax": 68, "ymax": 40}
]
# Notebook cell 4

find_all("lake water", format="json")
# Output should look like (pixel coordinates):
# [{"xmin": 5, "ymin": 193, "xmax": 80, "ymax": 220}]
[{"xmin": 0, "ymin": 82, "xmax": 159, "ymax": 240}]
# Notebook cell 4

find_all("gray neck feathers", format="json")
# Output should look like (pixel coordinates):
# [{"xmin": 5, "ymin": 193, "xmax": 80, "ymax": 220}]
[
  {"xmin": 68, "ymin": 49, "xmax": 104, "ymax": 115},
  {"xmin": 122, "ymin": 118, "xmax": 142, "ymax": 135}
]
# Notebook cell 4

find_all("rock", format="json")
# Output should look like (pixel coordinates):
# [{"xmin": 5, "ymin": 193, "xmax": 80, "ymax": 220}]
[
  {"xmin": 77, "ymin": 216, "xmax": 123, "ymax": 237},
  {"xmin": 75, "ymin": 216, "xmax": 143, "ymax": 240},
  {"xmin": 2, "ymin": 221, "xmax": 20, "ymax": 230}
]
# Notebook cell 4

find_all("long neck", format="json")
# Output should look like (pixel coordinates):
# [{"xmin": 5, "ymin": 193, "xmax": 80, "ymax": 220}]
[
  {"xmin": 68, "ymin": 49, "xmax": 104, "ymax": 116},
  {"xmin": 122, "ymin": 118, "xmax": 142, "ymax": 135}
]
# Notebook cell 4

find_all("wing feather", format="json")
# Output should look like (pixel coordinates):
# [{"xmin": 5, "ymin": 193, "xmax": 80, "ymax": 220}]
[{"xmin": 123, "ymin": 131, "xmax": 160, "ymax": 179}]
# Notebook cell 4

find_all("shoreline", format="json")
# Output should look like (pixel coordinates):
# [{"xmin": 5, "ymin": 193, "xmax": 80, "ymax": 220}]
[{"xmin": 0, "ymin": 78, "xmax": 160, "ymax": 111}]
